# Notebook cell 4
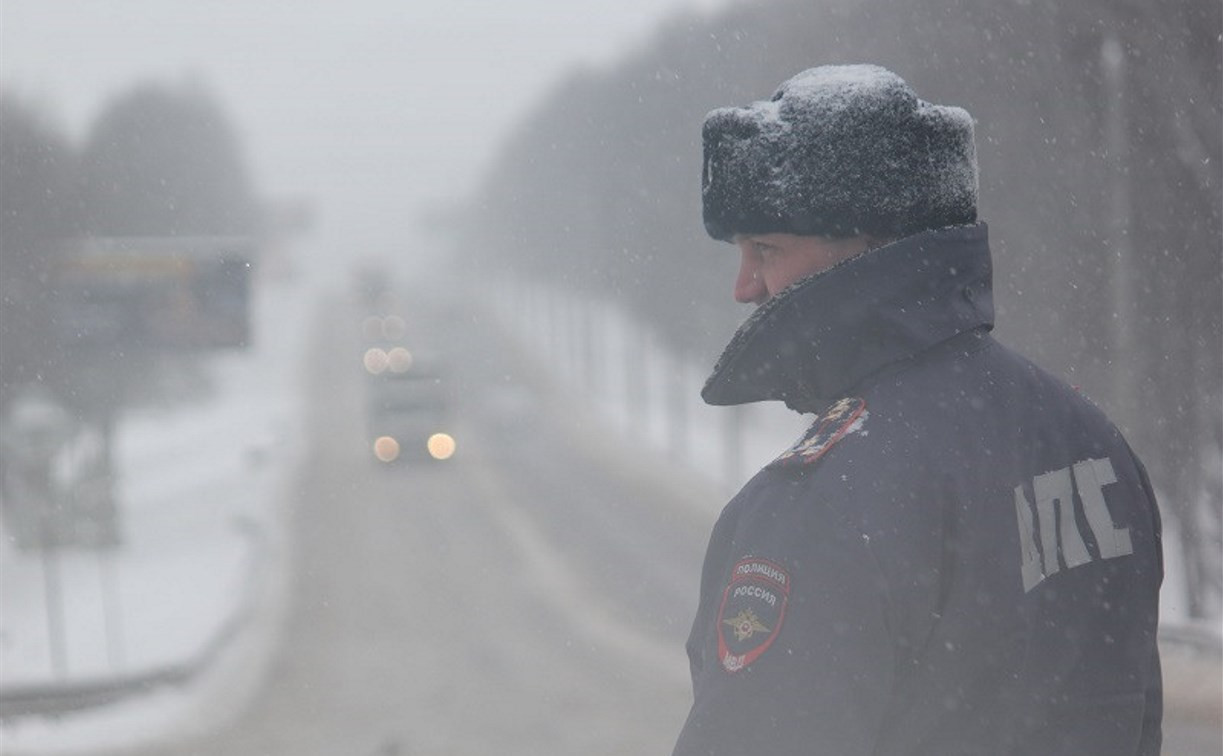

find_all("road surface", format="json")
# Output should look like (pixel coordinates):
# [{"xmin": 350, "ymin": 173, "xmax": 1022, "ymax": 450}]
[{"xmin": 104, "ymin": 285, "xmax": 712, "ymax": 755}]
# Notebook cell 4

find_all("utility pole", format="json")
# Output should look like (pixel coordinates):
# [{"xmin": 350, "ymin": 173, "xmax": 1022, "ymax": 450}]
[{"xmin": 1101, "ymin": 33, "xmax": 1136, "ymax": 432}]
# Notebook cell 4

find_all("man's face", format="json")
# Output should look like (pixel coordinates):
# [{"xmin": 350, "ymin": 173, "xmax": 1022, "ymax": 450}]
[{"xmin": 732, "ymin": 232, "xmax": 872, "ymax": 305}]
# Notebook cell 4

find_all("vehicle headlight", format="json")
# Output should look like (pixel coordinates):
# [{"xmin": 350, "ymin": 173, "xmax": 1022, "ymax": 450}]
[
  {"xmin": 364, "ymin": 348, "xmax": 389, "ymax": 374},
  {"xmin": 373, "ymin": 435, "xmax": 400, "ymax": 462},
  {"xmin": 427, "ymin": 432, "xmax": 456, "ymax": 460}
]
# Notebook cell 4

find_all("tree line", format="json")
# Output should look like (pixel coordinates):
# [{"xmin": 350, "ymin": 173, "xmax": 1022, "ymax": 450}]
[
  {"xmin": 458, "ymin": 0, "xmax": 1222, "ymax": 618},
  {"xmin": 0, "ymin": 78, "xmax": 259, "ymax": 419}
]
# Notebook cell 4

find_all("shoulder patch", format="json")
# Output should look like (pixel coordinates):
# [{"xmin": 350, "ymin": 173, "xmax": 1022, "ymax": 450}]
[
  {"xmin": 772, "ymin": 397, "xmax": 868, "ymax": 468},
  {"xmin": 717, "ymin": 557, "xmax": 791, "ymax": 672}
]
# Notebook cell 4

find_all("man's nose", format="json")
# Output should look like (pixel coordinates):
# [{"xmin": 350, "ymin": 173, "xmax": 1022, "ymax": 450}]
[{"xmin": 734, "ymin": 249, "xmax": 767, "ymax": 304}]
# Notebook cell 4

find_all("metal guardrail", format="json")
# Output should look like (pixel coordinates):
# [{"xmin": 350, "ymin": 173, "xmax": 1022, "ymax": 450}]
[{"xmin": 0, "ymin": 517, "xmax": 268, "ymax": 721}]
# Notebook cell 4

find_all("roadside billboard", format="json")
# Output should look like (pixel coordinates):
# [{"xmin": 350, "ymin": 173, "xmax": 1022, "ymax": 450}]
[{"xmin": 55, "ymin": 236, "xmax": 255, "ymax": 350}]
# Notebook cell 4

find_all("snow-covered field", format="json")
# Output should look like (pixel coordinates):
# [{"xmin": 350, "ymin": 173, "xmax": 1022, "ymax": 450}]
[{"xmin": 0, "ymin": 275, "xmax": 311, "ymax": 753}]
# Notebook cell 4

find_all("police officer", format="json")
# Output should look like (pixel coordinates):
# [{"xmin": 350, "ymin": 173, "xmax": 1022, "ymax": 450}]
[{"xmin": 672, "ymin": 65, "xmax": 1163, "ymax": 756}]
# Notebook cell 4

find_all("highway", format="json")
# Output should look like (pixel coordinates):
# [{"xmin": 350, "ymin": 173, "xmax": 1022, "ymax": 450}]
[{"xmin": 113, "ymin": 286, "xmax": 711, "ymax": 755}]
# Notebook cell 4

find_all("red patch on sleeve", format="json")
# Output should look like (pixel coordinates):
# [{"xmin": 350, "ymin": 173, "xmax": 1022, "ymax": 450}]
[{"xmin": 717, "ymin": 558, "xmax": 791, "ymax": 672}]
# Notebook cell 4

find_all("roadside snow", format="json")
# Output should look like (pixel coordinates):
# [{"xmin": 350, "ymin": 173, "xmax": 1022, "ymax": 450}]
[{"xmin": 0, "ymin": 275, "xmax": 312, "ymax": 753}]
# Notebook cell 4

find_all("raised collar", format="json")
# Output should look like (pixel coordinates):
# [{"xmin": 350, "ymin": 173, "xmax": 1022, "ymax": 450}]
[{"xmin": 701, "ymin": 223, "xmax": 994, "ymax": 412}]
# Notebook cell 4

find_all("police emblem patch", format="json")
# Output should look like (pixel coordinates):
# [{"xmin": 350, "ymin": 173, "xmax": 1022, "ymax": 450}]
[
  {"xmin": 772, "ymin": 396, "xmax": 867, "ymax": 467},
  {"xmin": 717, "ymin": 557, "xmax": 791, "ymax": 672}
]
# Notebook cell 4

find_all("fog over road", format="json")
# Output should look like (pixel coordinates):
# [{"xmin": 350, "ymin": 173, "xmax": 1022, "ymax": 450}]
[{"xmin": 108, "ymin": 285, "xmax": 711, "ymax": 755}]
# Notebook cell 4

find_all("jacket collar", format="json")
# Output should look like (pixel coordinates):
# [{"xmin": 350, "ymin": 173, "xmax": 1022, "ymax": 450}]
[{"xmin": 701, "ymin": 223, "xmax": 994, "ymax": 412}]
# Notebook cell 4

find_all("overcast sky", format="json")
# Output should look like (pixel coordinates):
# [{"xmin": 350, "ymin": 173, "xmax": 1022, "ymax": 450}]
[{"xmin": 2, "ymin": 0, "xmax": 728, "ymax": 276}]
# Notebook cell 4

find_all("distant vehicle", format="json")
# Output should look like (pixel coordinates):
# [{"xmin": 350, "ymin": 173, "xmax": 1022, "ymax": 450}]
[{"xmin": 363, "ymin": 345, "xmax": 455, "ymax": 463}]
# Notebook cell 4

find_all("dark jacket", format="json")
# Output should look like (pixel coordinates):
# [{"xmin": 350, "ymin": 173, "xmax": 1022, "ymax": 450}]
[{"xmin": 672, "ymin": 224, "xmax": 1163, "ymax": 756}]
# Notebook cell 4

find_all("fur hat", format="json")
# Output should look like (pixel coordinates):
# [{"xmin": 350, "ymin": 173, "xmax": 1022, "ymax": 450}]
[{"xmin": 701, "ymin": 65, "xmax": 978, "ymax": 241}]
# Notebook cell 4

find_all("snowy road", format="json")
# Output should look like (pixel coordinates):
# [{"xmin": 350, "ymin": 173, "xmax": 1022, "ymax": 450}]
[{"xmin": 96, "ymin": 287, "xmax": 712, "ymax": 755}]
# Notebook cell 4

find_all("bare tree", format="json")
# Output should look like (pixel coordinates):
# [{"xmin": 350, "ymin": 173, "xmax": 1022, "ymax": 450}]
[{"xmin": 0, "ymin": 96, "xmax": 79, "ymax": 411}]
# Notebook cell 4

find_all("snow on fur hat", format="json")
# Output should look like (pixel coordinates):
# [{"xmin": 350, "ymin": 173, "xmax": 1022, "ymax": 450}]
[{"xmin": 701, "ymin": 64, "xmax": 978, "ymax": 241}]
